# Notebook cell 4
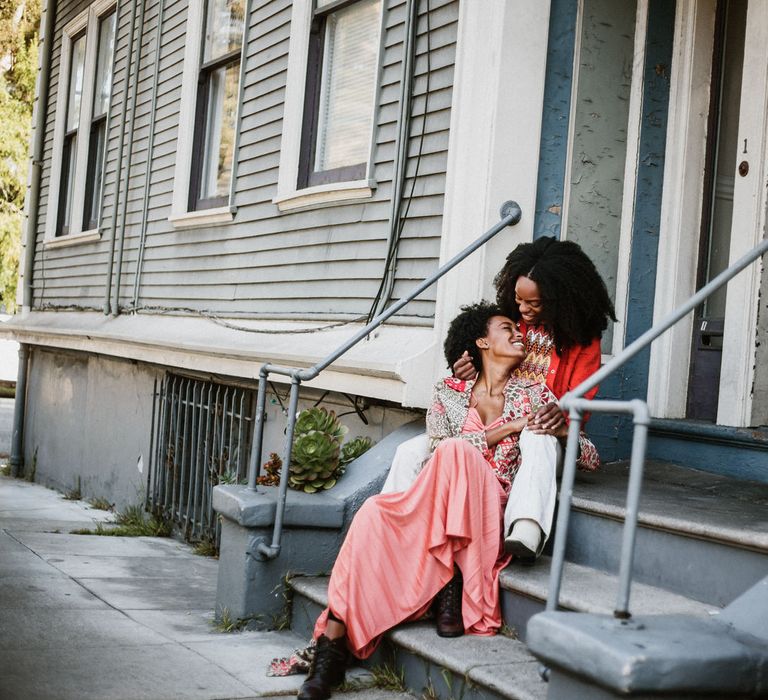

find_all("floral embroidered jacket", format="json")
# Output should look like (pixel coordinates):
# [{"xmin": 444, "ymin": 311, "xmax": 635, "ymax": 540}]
[{"xmin": 426, "ymin": 376, "xmax": 600, "ymax": 490}]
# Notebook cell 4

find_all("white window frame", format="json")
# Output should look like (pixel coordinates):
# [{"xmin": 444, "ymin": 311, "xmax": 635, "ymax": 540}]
[
  {"xmin": 272, "ymin": 0, "xmax": 382, "ymax": 213},
  {"xmin": 170, "ymin": 0, "xmax": 245, "ymax": 228},
  {"xmin": 45, "ymin": 0, "xmax": 116, "ymax": 247}
]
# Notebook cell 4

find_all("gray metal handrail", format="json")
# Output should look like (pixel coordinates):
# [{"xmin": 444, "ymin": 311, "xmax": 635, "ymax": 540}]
[
  {"xmin": 546, "ymin": 234, "xmax": 768, "ymax": 620},
  {"xmin": 247, "ymin": 200, "xmax": 523, "ymax": 560}
]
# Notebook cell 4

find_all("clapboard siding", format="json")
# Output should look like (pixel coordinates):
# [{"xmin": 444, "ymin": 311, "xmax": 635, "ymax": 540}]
[{"xmin": 33, "ymin": 0, "xmax": 458, "ymax": 323}]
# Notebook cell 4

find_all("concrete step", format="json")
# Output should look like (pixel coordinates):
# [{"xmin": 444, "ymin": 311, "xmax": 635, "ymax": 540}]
[
  {"xmin": 499, "ymin": 555, "xmax": 719, "ymax": 642},
  {"xmin": 289, "ymin": 576, "xmax": 548, "ymax": 700},
  {"xmin": 564, "ymin": 460, "xmax": 768, "ymax": 606}
]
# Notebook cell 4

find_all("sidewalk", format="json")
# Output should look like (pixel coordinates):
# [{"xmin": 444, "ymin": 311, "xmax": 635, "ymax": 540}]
[{"xmin": 0, "ymin": 476, "xmax": 412, "ymax": 700}]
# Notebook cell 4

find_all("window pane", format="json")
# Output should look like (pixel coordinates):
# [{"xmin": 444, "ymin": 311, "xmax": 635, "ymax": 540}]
[
  {"xmin": 66, "ymin": 34, "xmax": 87, "ymax": 132},
  {"xmin": 315, "ymin": 0, "xmax": 381, "ymax": 172},
  {"xmin": 58, "ymin": 134, "xmax": 78, "ymax": 235},
  {"xmin": 200, "ymin": 60, "xmax": 240, "ymax": 200},
  {"xmin": 564, "ymin": 0, "xmax": 636, "ymax": 351},
  {"xmin": 83, "ymin": 118, "xmax": 107, "ymax": 229},
  {"xmin": 92, "ymin": 11, "xmax": 116, "ymax": 119},
  {"xmin": 204, "ymin": 0, "xmax": 245, "ymax": 63}
]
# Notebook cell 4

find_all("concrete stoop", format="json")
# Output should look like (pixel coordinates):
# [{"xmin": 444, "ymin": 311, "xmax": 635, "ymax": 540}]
[
  {"xmin": 289, "ymin": 576, "xmax": 548, "ymax": 700},
  {"xmin": 567, "ymin": 460, "xmax": 768, "ymax": 607},
  {"xmin": 284, "ymin": 460, "xmax": 768, "ymax": 699}
]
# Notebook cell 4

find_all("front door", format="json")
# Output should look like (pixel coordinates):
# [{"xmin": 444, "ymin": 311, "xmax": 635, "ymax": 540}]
[
  {"xmin": 686, "ymin": 0, "xmax": 746, "ymax": 421},
  {"xmin": 650, "ymin": 0, "xmax": 768, "ymax": 427}
]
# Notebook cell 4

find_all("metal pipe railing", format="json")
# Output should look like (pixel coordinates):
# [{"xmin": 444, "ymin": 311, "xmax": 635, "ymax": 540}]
[
  {"xmin": 545, "ymin": 398, "xmax": 649, "ymax": 619},
  {"xmin": 545, "ymin": 234, "xmax": 768, "ymax": 622},
  {"xmin": 248, "ymin": 200, "xmax": 523, "ymax": 559}
]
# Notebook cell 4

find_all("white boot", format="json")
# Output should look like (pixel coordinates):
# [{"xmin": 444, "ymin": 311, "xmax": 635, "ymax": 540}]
[{"xmin": 504, "ymin": 518, "xmax": 541, "ymax": 563}]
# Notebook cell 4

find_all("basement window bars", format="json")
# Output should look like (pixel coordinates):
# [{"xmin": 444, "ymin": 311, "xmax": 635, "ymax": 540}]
[
  {"xmin": 147, "ymin": 374, "xmax": 255, "ymax": 547},
  {"xmin": 298, "ymin": 0, "xmax": 382, "ymax": 188}
]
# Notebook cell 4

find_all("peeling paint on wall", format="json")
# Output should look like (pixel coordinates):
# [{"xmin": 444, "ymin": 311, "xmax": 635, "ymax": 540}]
[{"xmin": 565, "ymin": 0, "xmax": 637, "ymax": 350}]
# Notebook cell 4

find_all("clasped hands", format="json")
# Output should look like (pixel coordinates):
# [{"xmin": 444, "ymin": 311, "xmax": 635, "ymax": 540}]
[{"xmin": 454, "ymin": 351, "xmax": 568, "ymax": 439}]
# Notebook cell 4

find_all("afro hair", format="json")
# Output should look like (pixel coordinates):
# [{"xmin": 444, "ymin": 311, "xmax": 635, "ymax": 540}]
[
  {"xmin": 443, "ymin": 301, "xmax": 503, "ymax": 371},
  {"xmin": 493, "ymin": 236, "xmax": 617, "ymax": 350}
]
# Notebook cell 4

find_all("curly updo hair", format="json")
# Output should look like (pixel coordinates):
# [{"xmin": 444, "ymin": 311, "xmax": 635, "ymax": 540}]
[
  {"xmin": 443, "ymin": 301, "xmax": 503, "ymax": 371},
  {"xmin": 493, "ymin": 236, "xmax": 617, "ymax": 350}
]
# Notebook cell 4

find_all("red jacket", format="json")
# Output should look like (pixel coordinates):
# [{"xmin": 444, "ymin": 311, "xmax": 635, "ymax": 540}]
[{"xmin": 519, "ymin": 323, "xmax": 602, "ymax": 401}]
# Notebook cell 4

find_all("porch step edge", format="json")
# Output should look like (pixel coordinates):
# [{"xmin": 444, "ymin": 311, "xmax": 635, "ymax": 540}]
[
  {"xmin": 499, "ymin": 556, "xmax": 720, "ymax": 618},
  {"xmin": 571, "ymin": 460, "xmax": 768, "ymax": 551},
  {"xmin": 289, "ymin": 576, "xmax": 547, "ymax": 700}
]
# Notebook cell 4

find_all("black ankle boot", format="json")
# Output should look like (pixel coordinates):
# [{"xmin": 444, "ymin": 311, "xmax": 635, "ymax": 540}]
[
  {"xmin": 297, "ymin": 634, "xmax": 348, "ymax": 700},
  {"xmin": 435, "ymin": 571, "xmax": 464, "ymax": 638}
]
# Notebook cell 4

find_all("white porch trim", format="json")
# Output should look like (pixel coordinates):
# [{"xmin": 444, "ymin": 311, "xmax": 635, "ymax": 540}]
[
  {"xmin": 648, "ymin": 0, "xmax": 716, "ymax": 417},
  {"xmin": 431, "ymin": 0, "xmax": 552, "ymax": 374},
  {"xmin": 717, "ymin": 0, "xmax": 768, "ymax": 426}
]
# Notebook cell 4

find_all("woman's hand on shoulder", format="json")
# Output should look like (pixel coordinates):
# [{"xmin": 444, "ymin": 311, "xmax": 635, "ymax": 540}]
[{"xmin": 452, "ymin": 351, "xmax": 478, "ymax": 381}]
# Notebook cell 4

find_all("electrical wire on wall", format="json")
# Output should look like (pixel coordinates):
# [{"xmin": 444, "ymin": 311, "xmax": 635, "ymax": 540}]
[{"xmin": 366, "ymin": 0, "xmax": 432, "ymax": 324}]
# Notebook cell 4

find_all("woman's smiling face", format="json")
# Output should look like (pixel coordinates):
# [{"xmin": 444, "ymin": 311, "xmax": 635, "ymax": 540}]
[
  {"xmin": 477, "ymin": 316, "xmax": 526, "ymax": 361},
  {"xmin": 514, "ymin": 276, "xmax": 544, "ymax": 325}
]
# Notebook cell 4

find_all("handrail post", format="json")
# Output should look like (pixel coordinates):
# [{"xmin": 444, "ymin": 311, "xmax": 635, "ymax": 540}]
[
  {"xmin": 614, "ymin": 399, "xmax": 650, "ymax": 618},
  {"xmin": 545, "ymin": 407, "xmax": 583, "ymax": 612},
  {"xmin": 257, "ymin": 375, "xmax": 301, "ymax": 559},
  {"xmin": 247, "ymin": 364, "xmax": 271, "ymax": 491}
]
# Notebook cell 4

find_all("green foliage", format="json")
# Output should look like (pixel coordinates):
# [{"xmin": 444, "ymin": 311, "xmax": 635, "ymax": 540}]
[
  {"xmin": 63, "ymin": 475, "xmax": 82, "ymax": 501},
  {"xmin": 192, "ymin": 539, "xmax": 218, "ymax": 558},
  {"xmin": 294, "ymin": 407, "xmax": 347, "ymax": 440},
  {"xmin": 340, "ymin": 436, "xmax": 373, "ymax": 466},
  {"xmin": 286, "ymin": 407, "xmax": 372, "ymax": 494},
  {"xmin": 212, "ymin": 607, "xmax": 260, "ymax": 633},
  {"xmin": 0, "ymin": 0, "xmax": 40, "ymax": 312},
  {"xmin": 88, "ymin": 496, "xmax": 114, "ymax": 511},
  {"xmin": 71, "ymin": 504, "xmax": 172, "ymax": 537}
]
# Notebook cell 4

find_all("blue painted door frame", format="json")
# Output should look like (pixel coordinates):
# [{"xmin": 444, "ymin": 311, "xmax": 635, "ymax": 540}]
[{"xmin": 534, "ymin": 0, "xmax": 767, "ymax": 481}]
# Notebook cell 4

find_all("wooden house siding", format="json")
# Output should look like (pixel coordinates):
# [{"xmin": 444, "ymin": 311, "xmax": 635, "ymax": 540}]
[{"xmin": 32, "ymin": 0, "xmax": 459, "ymax": 324}]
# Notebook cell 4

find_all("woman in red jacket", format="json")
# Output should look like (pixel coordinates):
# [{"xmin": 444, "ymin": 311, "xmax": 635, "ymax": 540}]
[
  {"xmin": 382, "ymin": 236, "xmax": 616, "ymax": 558},
  {"xmin": 474, "ymin": 235, "xmax": 616, "ymax": 429}
]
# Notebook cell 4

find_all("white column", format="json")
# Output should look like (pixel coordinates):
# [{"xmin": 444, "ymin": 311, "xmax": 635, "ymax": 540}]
[{"xmin": 402, "ymin": 1, "xmax": 552, "ymax": 407}]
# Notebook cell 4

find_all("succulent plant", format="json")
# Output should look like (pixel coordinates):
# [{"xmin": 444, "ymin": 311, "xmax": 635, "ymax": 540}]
[
  {"xmin": 294, "ymin": 407, "xmax": 347, "ymax": 441},
  {"xmin": 253, "ymin": 407, "xmax": 375, "ymax": 494},
  {"xmin": 340, "ymin": 436, "xmax": 373, "ymax": 466},
  {"xmin": 256, "ymin": 452, "xmax": 282, "ymax": 487}
]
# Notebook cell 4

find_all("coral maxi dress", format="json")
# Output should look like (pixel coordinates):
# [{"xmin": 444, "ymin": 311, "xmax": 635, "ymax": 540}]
[{"xmin": 313, "ymin": 376, "xmax": 554, "ymax": 659}]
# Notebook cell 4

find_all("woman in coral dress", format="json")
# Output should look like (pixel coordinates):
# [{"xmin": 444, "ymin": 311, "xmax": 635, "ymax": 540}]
[{"xmin": 297, "ymin": 302, "xmax": 598, "ymax": 700}]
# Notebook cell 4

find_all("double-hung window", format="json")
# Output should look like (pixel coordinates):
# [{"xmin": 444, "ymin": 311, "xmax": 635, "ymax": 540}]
[
  {"xmin": 299, "ymin": 0, "xmax": 382, "ymax": 188},
  {"xmin": 171, "ymin": 0, "xmax": 244, "ymax": 224},
  {"xmin": 48, "ymin": 2, "xmax": 116, "ymax": 243},
  {"xmin": 189, "ymin": 0, "xmax": 244, "ymax": 211}
]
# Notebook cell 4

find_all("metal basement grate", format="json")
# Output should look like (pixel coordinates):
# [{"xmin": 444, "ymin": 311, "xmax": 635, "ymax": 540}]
[{"xmin": 147, "ymin": 373, "xmax": 255, "ymax": 546}]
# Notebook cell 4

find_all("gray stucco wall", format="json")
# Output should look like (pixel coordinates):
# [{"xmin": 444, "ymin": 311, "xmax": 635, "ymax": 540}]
[
  {"xmin": 23, "ymin": 347, "xmax": 158, "ymax": 509},
  {"xmin": 21, "ymin": 347, "xmax": 422, "ymax": 509}
]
